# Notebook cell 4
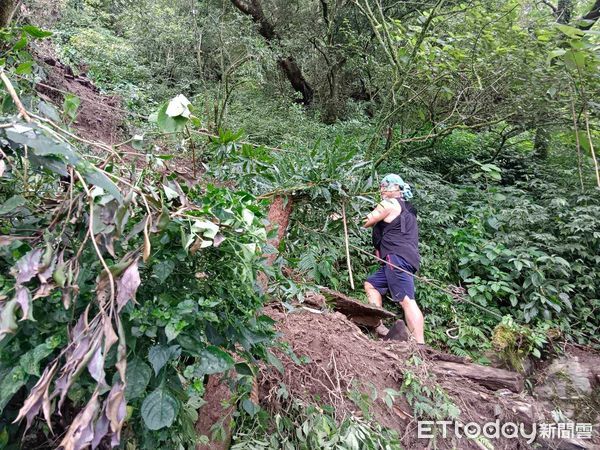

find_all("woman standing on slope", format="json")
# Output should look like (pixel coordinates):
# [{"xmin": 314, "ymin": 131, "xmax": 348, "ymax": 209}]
[{"xmin": 363, "ymin": 174, "xmax": 424, "ymax": 344}]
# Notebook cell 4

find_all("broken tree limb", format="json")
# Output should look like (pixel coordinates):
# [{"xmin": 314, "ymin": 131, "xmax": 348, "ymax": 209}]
[
  {"xmin": 197, "ymin": 195, "xmax": 294, "ymax": 449},
  {"xmin": 319, "ymin": 287, "xmax": 396, "ymax": 324},
  {"xmin": 433, "ymin": 360, "xmax": 524, "ymax": 393},
  {"xmin": 381, "ymin": 342, "xmax": 521, "ymax": 392},
  {"xmin": 341, "ymin": 202, "xmax": 355, "ymax": 290}
]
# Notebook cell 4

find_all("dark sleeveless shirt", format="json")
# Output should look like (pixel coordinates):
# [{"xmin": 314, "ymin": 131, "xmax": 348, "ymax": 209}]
[{"xmin": 372, "ymin": 198, "xmax": 420, "ymax": 271}]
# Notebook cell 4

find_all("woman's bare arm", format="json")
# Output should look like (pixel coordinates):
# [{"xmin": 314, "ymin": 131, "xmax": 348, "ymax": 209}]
[{"xmin": 363, "ymin": 202, "xmax": 391, "ymax": 228}]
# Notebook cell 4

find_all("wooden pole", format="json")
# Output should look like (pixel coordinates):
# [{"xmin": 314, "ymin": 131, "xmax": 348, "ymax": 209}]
[
  {"xmin": 341, "ymin": 202, "xmax": 355, "ymax": 290},
  {"xmin": 584, "ymin": 110, "xmax": 600, "ymax": 188},
  {"xmin": 571, "ymin": 99, "xmax": 585, "ymax": 190}
]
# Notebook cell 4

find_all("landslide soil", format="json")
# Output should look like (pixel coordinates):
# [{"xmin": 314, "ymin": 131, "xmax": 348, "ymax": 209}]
[{"xmin": 259, "ymin": 304, "xmax": 600, "ymax": 449}]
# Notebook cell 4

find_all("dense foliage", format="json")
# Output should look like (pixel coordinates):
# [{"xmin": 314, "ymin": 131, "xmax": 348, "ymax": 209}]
[
  {"xmin": 0, "ymin": 0, "xmax": 599, "ymax": 448},
  {"xmin": 0, "ymin": 25, "xmax": 278, "ymax": 449}
]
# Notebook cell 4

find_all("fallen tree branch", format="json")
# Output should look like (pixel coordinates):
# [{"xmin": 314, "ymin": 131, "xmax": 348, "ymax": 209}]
[{"xmin": 1, "ymin": 69, "xmax": 31, "ymax": 122}]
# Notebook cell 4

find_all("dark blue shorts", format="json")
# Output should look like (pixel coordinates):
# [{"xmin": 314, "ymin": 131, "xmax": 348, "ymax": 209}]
[{"xmin": 366, "ymin": 254, "xmax": 416, "ymax": 302}]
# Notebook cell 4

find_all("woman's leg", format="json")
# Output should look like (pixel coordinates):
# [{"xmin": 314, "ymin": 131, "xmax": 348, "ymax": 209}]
[
  {"xmin": 365, "ymin": 267, "xmax": 387, "ymax": 308},
  {"xmin": 386, "ymin": 255, "xmax": 424, "ymax": 343},
  {"xmin": 400, "ymin": 297, "xmax": 424, "ymax": 344},
  {"xmin": 364, "ymin": 281, "xmax": 383, "ymax": 307}
]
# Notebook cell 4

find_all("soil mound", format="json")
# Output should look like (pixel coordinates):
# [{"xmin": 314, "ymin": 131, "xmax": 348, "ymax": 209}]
[
  {"xmin": 259, "ymin": 304, "xmax": 599, "ymax": 449},
  {"xmin": 35, "ymin": 55, "xmax": 126, "ymax": 144}
]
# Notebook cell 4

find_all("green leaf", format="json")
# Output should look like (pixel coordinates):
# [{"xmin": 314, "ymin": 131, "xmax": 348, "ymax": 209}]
[
  {"xmin": 0, "ymin": 366, "xmax": 27, "ymax": 413},
  {"xmin": 22, "ymin": 25, "xmax": 53, "ymax": 38},
  {"xmin": 141, "ymin": 387, "xmax": 179, "ymax": 430},
  {"xmin": 148, "ymin": 345, "xmax": 180, "ymax": 376},
  {"xmin": 5, "ymin": 123, "xmax": 81, "ymax": 165},
  {"xmin": 19, "ymin": 342, "xmax": 55, "ymax": 376},
  {"xmin": 191, "ymin": 220, "xmax": 219, "ymax": 239},
  {"xmin": 563, "ymin": 49, "xmax": 585, "ymax": 70},
  {"xmin": 63, "ymin": 93, "xmax": 81, "ymax": 121},
  {"xmin": 156, "ymin": 102, "xmax": 188, "ymax": 133},
  {"xmin": 165, "ymin": 323, "xmax": 181, "ymax": 342},
  {"xmin": 15, "ymin": 61, "xmax": 33, "ymax": 75},
  {"xmin": 80, "ymin": 167, "xmax": 124, "ymax": 204},
  {"xmin": 38, "ymin": 100, "xmax": 61, "ymax": 122},
  {"xmin": 242, "ymin": 398, "xmax": 259, "ymax": 417},
  {"xmin": 555, "ymin": 24, "xmax": 583, "ymax": 39},
  {"xmin": 266, "ymin": 351, "xmax": 284, "ymax": 374},
  {"xmin": 194, "ymin": 346, "xmax": 234, "ymax": 376},
  {"xmin": 13, "ymin": 34, "xmax": 27, "ymax": 50},
  {"xmin": 0, "ymin": 195, "xmax": 26, "ymax": 215},
  {"xmin": 125, "ymin": 358, "xmax": 152, "ymax": 400},
  {"xmin": 165, "ymin": 94, "xmax": 191, "ymax": 118},
  {"xmin": 153, "ymin": 260, "xmax": 175, "ymax": 284},
  {"xmin": 0, "ymin": 427, "xmax": 8, "ymax": 447},
  {"xmin": 234, "ymin": 362, "xmax": 256, "ymax": 377},
  {"xmin": 547, "ymin": 49, "xmax": 566, "ymax": 62}
]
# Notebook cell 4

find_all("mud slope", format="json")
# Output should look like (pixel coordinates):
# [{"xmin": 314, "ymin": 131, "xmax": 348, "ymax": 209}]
[{"xmin": 259, "ymin": 304, "xmax": 599, "ymax": 450}]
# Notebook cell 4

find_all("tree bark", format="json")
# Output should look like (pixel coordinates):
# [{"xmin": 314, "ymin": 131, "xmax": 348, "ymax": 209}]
[
  {"xmin": 556, "ymin": 0, "xmax": 572, "ymax": 24},
  {"xmin": 433, "ymin": 361, "xmax": 524, "ymax": 393},
  {"xmin": 0, "ymin": 0, "xmax": 16, "ymax": 27},
  {"xmin": 579, "ymin": 0, "xmax": 600, "ymax": 30},
  {"xmin": 230, "ymin": 0, "xmax": 313, "ymax": 105},
  {"xmin": 533, "ymin": 126, "xmax": 550, "ymax": 159}
]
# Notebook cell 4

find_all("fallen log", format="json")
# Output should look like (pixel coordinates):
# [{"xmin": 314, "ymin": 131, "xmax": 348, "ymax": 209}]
[
  {"xmin": 433, "ymin": 360, "xmax": 524, "ymax": 393},
  {"xmin": 319, "ymin": 287, "xmax": 396, "ymax": 324},
  {"xmin": 380, "ymin": 342, "xmax": 522, "ymax": 392},
  {"xmin": 314, "ymin": 293, "xmax": 522, "ymax": 393}
]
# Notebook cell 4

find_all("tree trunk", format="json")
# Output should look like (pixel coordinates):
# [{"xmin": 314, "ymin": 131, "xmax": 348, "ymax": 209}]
[
  {"xmin": 433, "ymin": 361, "xmax": 524, "ymax": 393},
  {"xmin": 230, "ymin": 0, "xmax": 314, "ymax": 105},
  {"xmin": 264, "ymin": 195, "xmax": 294, "ymax": 266},
  {"xmin": 556, "ymin": 0, "xmax": 572, "ymax": 24},
  {"xmin": 196, "ymin": 195, "xmax": 294, "ymax": 450},
  {"xmin": 0, "ymin": 0, "xmax": 16, "ymax": 27},
  {"xmin": 195, "ymin": 377, "xmax": 235, "ymax": 450},
  {"xmin": 533, "ymin": 127, "xmax": 550, "ymax": 159},
  {"xmin": 579, "ymin": 0, "xmax": 600, "ymax": 30}
]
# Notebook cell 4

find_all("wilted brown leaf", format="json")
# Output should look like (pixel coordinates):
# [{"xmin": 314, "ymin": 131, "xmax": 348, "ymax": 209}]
[
  {"xmin": 13, "ymin": 361, "xmax": 58, "ymax": 431},
  {"xmin": 12, "ymin": 248, "xmax": 43, "ymax": 284},
  {"xmin": 116, "ymin": 260, "xmax": 140, "ymax": 312},
  {"xmin": 33, "ymin": 283, "xmax": 55, "ymax": 300},
  {"xmin": 91, "ymin": 412, "xmax": 109, "ymax": 450},
  {"xmin": 103, "ymin": 315, "xmax": 118, "ymax": 354},
  {"xmin": 143, "ymin": 217, "xmax": 151, "ymax": 262},
  {"xmin": 37, "ymin": 256, "xmax": 56, "ymax": 284},
  {"xmin": 105, "ymin": 382, "xmax": 126, "ymax": 447},
  {"xmin": 15, "ymin": 286, "xmax": 33, "ymax": 321},
  {"xmin": 0, "ymin": 298, "xmax": 19, "ymax": 338},
  {"xmin": 213, "ymin": 233, "xmax": 226, "ymax": 247},
  {"xmin": 0, "ymin": 235, "xmax": 16, "ymax": 246},
  {"xmin": 87, "ymin": 346, "xmax": 107, "ymax": 387},
  {"xmin": 59, "ymin": 391, "xmax": 101, "ymax": 450}
]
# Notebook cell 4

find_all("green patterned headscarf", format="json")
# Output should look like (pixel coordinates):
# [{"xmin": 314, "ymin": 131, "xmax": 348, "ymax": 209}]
[{"xmin": 380, "ymin": 174, "xmax": 413, "ymax": 199}]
